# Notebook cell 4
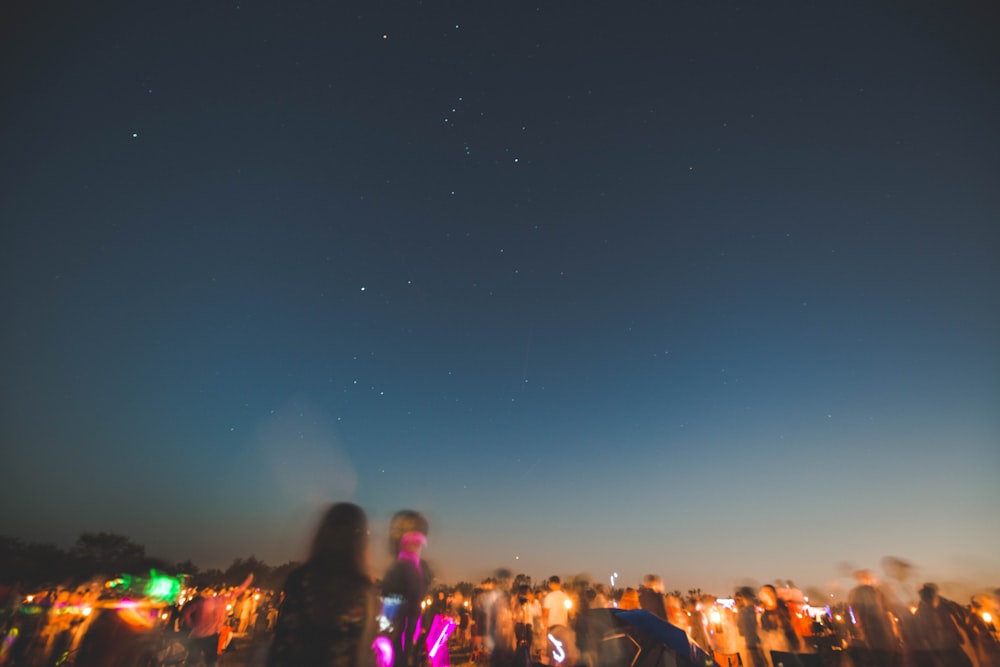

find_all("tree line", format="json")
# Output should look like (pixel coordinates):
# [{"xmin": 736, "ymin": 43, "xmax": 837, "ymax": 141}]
[{"xmin": 0, "ymin": 533, "xmax": 298, "ymax": 591}]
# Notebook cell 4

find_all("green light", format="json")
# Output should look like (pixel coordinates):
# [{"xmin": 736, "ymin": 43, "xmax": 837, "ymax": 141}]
[{"xmin": 144, "ymin": 569, "xmax": 181, "ymax": 603}]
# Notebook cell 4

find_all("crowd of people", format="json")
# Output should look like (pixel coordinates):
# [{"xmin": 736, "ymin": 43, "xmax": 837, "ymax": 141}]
[{"xmin": 1, "ymin": 504, "xmax": 998, "ymax": 667}]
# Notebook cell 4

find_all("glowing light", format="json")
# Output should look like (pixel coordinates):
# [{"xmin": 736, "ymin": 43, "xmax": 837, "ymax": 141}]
[
  {"xmin": 548, "ymin": 633, "xmax": 566, "ymax": 664},
  {"xmin": 25, "ymin": 596, "xmax": 34, "ymax": 603},
  {"xmin": 373, "ymin": 636, "xmax": 394, "ymax": 667},
  {"xmin": 709, "ymin": 610, "xmax": 722, "ymax": 624},
  {"xmin": 82, "ymin": 607, "xmax": 93, "ymax": 617},
  {"xmin": 984, "ymin": 612, "xmax": 993, "ymax": 624},
  {"xmin": 848, "ymin": 607, "xmax": 857, "ymax": 625},
  {"xmin": 564, "ymin": 599, "xmax": 573, "ymax": 610},
  {"xmin": 427, "ymin": 616, "xmax": 455, "ymax": 660},
  {"xmin": 4, "ymin": 627, "xmax": 20, "ymax": 651},
  {"xmin": 144, "ymin": 570, "xmax": 181, "ymax": 603},
  {"xmin": 117, "ymin": 607, "xmax": 154, "ymax": 629}
]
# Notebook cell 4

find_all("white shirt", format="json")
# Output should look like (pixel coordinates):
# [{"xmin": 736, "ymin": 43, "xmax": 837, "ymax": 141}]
[{"xmin": 543, "ymin": 589, "xmax": 571, "ymax": 628}]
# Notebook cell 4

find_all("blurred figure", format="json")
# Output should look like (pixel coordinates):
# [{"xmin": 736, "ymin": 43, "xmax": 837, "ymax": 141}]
[
  {"xmin": 706, "ymin": 595, "xmax": 741, "ymax": 658},
  {"xmin": 573, "ymin": 582, "xmax": 597, "ymax": 667},
  {"xmin": 618, "ymin": 588, "xmax": 639, "ymax": 610},
  {"xmin": 913, "ymin": 583, "xmax": 973, "ymax": 667},
  {"xmin": 591, "ymin": 584, "xmax": 610, "ymax": 609},
  {"xmin": 665, "ymin": 592, "xmax": 687, "ymax": 631},
  {"xmin": 267, "ymin": 502, "xmax": 376, "ymax": 667},
  {"xmin": 513, "ymin": 584, "xmax": 537, "ymax": 665},
  {"xmin": 637, "ymin": 575, "xmax": 667, "ymax": 620},
  {"xmin": 381, "ymin": 510, "xmax": 433, "ymax": 667},
  {"xmin": 471, "ymin": 583, "xmax": 490, "ymax": 659},
  {"xmin": 685, "ymin": 596, "xmax": 712, "ymax": 653},
  {"xmin": 967, "ymin": 594, "xmax": 1000, "ymax": 667},
  {"xmin": 735, "ymin": 586, "xmax": 766, "ymax": 667},
  {"xmin": 847, "ymin": 569, "xmax": 900, "ymax": 667},
  {"xmin": 759, "ymin": 584, "xmax": 800, "ymax": 655},
  {"xmin": 487, "ymin": 572, "xmax": 514, "ymax": 664},
  {"xmin": 450, "ymin": 590, "xmax": 471, "ymax": 649},
  {"xmin": 542, "ymin": 576, "xmax": 571, "ymax": 632},
  {"xmin": 542, "ymin": 576, "xmax": 576, "ymax": 666},
  {"xmin": 185, "ymin": 574, "xmax": 254, "ymax": 667}
]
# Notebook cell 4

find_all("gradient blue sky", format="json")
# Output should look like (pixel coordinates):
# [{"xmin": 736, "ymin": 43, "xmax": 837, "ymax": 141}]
[{"xmin": 2, "ymin": 0, "xmax": 998, "ymax": 595}]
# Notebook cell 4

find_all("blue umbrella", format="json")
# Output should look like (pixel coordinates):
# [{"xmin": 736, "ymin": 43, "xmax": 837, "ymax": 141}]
[{"xmin": 587, "ymin": 608, "xmax": 719, "ymax": 667}]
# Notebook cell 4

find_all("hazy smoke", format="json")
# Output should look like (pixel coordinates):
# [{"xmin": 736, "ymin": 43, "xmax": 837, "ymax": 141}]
[{"xmin": 256, "ymin": 393, "xmax": 357, "ymax": 504}]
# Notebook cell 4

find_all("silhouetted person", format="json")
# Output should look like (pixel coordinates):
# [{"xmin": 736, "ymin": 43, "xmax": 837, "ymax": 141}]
[
  {"xmin": 267, "ymin": 502, "xmax": 376, "ymax": 667},
  {"xmin": 847, "ymin": 569, "xmax": 900, "ymax": 667},
  {"xmin": 735, "ymin": 586, "xmax": 767, "ymax": 667},
  {"xmin": 637, "ymin": 574, "xmax": 667, "ymax": 620},
  {"xmin": 382, "ymin": 509, "xmax": 432, "ymax": 667},
  {"xmin": 759, "ymin": 584, "xmax": 800, "ymax": 654},
  {"xmin": 685, "ymin": 596, "xmax": 712, "ymax": 653},
  {"xmin": 913, "ymin": 583, "xmax": 973, "ymax": 667}
]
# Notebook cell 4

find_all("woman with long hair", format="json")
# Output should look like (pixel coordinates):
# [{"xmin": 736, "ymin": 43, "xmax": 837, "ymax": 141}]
[{"xmin": 267, "ymin": 502, "xmax": 376, "ymax": 667}]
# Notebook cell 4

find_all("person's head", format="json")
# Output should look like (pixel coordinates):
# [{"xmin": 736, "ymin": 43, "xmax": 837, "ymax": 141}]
[
  {"xmin": 641, "ymin": 574, "xmax": 664, "ymax": 592},
  {"xmin": 759, "ymin": 585, "xmax": 778, "ymax": 610},
  {"xmin": 853, "ymin": 569, "xmax": 876, "ymax": 587},
  {"xmin": 388, "ymin": 509, "xmax": 429, "ymax": 556},
  {"xmin": 735, "ymin": 586, "xmax": 756, "ymax": 608},
  {"xmin": 399, "ymin": 530, "xmax": 427, "ymax": 555},
  {"xmin": 549, "ymin": 576, "xmax": 562, "ymax": 590},
  {"xmin": 918, "ymin": 583, "xmax": 939, "ymax": 606},
  {"xmin": 309, "ymin": 502, "xmax": 368, "ymax": 573}
]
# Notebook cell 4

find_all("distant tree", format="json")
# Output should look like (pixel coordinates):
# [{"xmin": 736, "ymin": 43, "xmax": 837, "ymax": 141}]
[
  {"xmin": 193, "ymin": 568, "xmax": 226, "ymax": 589},
  {"xmin": 72, "ymin": 532, "xmax": 146, "ymax": 575},
  {"xmin": 0, "ymin": 536, "xmax": 28, "ymax": 583},
  {"xmin": 513, "ymin": 573, "xmax": 532, "ymax": 590},
  {"xmin": 0, "ymin": 536, "xmax": 75, "ymax": 587},
  {"xmin": 453, "ymin": 581, "xmax": 475, "ymax": 598},
  {"xmin": 224, "ymin": 556, "xmax": 265, "ymax": 586},
  {"xmin": 265, "ymin": 561, "xmax": 301, "ymax": 590},
  {"xmin": 174, "ymin": 560, "xmax": 200, "ymax": 576}
]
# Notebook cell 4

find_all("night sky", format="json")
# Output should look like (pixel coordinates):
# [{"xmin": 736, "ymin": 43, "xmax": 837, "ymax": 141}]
[{"xmin": 2, "ymin": 0, "xmax": 998, "ymax": 596}]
